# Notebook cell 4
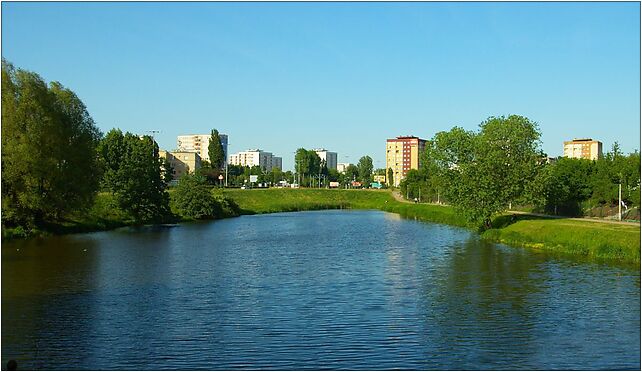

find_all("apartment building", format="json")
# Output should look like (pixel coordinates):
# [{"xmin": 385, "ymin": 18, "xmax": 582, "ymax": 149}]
[
  {"xmin": 563, "ymin": 138, "xmax": 602, "ymax": 160},
  {"xmin": 228, "ymin": 149, "xmax": 282, "ymax": 171},
  {"xmin": 385, "ymin": 136, "xmax": 427, "ymax": 187},
  {"xmin": 313, "ymin": 148, "xmax": 338, "ymax": 170},
  {"xmin": 177, "ymin": 133, "xmax": 228, "ymax": 164},
  {"xmin": 159, "ymin": 150, "xmax": 202, "ymax": 181},
  {"xmin": 337, "ymin": 163, "xmax": 351, "ymax": 173}
]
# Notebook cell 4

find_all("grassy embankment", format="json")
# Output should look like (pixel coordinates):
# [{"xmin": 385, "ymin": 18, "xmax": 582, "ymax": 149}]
[
  {"xmin": 4, "ymin": 188, "xmax": 639, "ymax": 265},
  {"xmin": 223, "ymin": 188, "xmax": 641, "ymax": 265},
  {"xmin": 1, "ymin": 192, "xmax": 164, "ymax": 240}
]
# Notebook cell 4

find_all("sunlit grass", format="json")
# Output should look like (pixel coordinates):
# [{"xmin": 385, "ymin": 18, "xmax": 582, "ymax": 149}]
[{"xmin": 224, "ymin": 188, "xmax": 640, "ymax": 265}]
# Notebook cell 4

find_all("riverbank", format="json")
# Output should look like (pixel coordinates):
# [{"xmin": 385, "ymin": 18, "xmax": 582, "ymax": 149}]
[
  {"xmin": 222, "ymin": 188, "xmax": 641, "ymax": 265},
  {"xmin": 3, "ymin": 188, "xmax": 639, "ymax": 265}
]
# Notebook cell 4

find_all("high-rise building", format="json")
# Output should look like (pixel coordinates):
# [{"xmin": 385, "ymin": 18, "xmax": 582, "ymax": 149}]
[
  {"xmin": 313, "ymin": 148, "xmax": 338, "ymax": 170},
  {"xmin": 228, "ymin": 149, "xmax": 282, "ymax": 171},
  {"xmin": 385, "ymin": 136, "xmax": 427, "ymax": 187},
  {"xmin": 177, "ymin": 133, "xmax": 228, "ymax": 164},
  {"xmin": 563, "ymin": 138, "xmax": 602, "ymax": 160}
]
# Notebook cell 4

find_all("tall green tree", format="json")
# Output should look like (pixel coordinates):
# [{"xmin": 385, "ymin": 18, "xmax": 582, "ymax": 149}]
[
  {"xmin": 345, "ymin": 164, "xmax": 359, "ymax": 184},
  {"xmin": 433, "ymin": 116, "xmax": 542, "ymax": 228},
  {"xmin": 357, "ymin": 155, "xmax": 373, "ymax": 184},
  {"xmin": 208, "ymin": 129, "xmax": 225, "ymax": 170},
  {"xmin": 542, "ymin": 157, "xmax": 594, "ymax": 216},
  {"xmin": 98, "ymin": 130, "xmax": 170, "ymax": 223},
  {"xmin": 2, "ymin": 60, "xmax": 102, "ymax": 226},
  {"xmin": 387, "ymin": 168, "xmax": 394, "ymax": 188}
]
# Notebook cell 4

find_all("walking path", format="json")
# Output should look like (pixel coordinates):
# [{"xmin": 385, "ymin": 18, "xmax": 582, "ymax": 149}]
[{"xmin": 389, "ymin": 190, "xmax": 640, "ymax": 226}]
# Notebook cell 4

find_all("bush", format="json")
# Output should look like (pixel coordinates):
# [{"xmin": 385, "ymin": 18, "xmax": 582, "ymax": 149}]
[{"xmin": 171, "ymin": 175, "xmax": 221, "ymax": 220}]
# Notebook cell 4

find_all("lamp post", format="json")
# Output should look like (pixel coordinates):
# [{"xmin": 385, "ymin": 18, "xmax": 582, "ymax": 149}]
[
  {"xmin": 225, "ymin": 143, "xmax": 230, "ymax": 187},
  {"xmin": 619, "ymin": 182, "xmax": 622, "ymax": 221},
  {"xmin": 147, "ymin": 130, "xmax": 160, "ymax": 156}
]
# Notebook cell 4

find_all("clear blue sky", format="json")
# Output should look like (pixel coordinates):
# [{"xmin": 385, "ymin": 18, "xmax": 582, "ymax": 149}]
[{"xmin": 3, "ymin": 2, "xmax": 640, "ymax": 171}]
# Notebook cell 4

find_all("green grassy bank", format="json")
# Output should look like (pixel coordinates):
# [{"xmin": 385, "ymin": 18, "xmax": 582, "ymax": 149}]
[
  {"xmin": 4, "ymin": 188, "xmax": 639, "ymax": 266},
  {"xmin": 223, "ymin": 188, "xmax": 641, "ymax": 265},
  {"xmin": 1, "ymin": 192, "xmax": 168, "ymax": 240},
  {"xmin": 481, "ymin": 216, "xmax": 641, "ymax": 265},
  {"xmin": 221, "ymin": 188, "xmax": 468, "ymax": 227}
]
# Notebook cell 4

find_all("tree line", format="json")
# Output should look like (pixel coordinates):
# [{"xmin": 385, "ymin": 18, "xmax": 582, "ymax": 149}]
[
  {"xmin": 398, "ymin": 115, "xmax": 640, "ymax": 227},
  {"xmin": 2, "ymin": 61, "xmax": 238, "ymax": 231}
]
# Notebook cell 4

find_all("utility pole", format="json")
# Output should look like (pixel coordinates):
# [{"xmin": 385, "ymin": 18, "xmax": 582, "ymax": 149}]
[
  {"xmin": 225, "ymin": 161, "xmax": 228, "ymax": 187},
  {"xmin": 619, "ymin": 182, "xmax": 622, "ymax": 221},
  {"xmin": 147, "ymin": 130, "xmax": 160, "ymax": 156}
]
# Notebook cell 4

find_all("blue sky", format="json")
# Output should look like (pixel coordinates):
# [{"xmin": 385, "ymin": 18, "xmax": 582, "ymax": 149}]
[{"xmin": 2, "ymin": 2, "xmax": 640, "ymax": 171}]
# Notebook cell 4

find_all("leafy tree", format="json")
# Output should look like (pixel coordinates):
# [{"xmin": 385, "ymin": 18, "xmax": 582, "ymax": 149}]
[
  {"xmin": 590, "ymin": 143, "xmax": 640, "ymax": 207},
  {"xmin": 542, "ymin": 157, "xmax": 594, "ymax": 216},
  {"xmin": 345, "ymin": 164, "xmax": 359, "ymax": 184},
  {"xmin": 327, "ymin": 168, "xmax": 340, "ymax": 182},
  {"xmin": 162, "ymin": 157, "xmax": 174, "ymax": 185},
  {"xmin": 294, "ymin": 148, "xmax": 309, "ymax": 184},
  {"xmin": 195, "ymin": 160, "xmax": 220, "ymax": 185},
  {"xmin": 171, "ymin": 174, "xmax": 221, "ymax": 219},
  {"xmin": 433, "ymin": 116, "xmax": 542, "ymax": 228},
  {"xmin": 2, "ymin": 60, "xmax": 102, "ymax": 226},
  {"xmin": 357, "ymin": 155, "xmax": 373, "ymax": 184},
  {"xmin": 294, "ymin": 148, "xmax": 322, "ymax": 186},
  {"xmin": 387, "ymin": 168, "xmax": 394, "ymax": 188},
  {"xmin": 98, "ymin": 130, "xmax": 170, "ymax": 223},
  {"xmin": 208, "ymin": 129, "xmax": 225, "ymax": 170},
  {"xmin": 269, "ymin": 167, "xmax": 284, "ymax": 185}
]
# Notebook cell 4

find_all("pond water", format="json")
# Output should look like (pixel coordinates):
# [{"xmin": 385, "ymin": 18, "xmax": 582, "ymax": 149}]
[{"xmin": 2, "ymin": 210, "xmax": 640, "ymax": 370}]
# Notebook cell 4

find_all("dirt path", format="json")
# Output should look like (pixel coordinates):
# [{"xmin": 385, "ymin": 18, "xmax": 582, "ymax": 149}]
[
  {"xmin": 508, "ymin": 210, "xmax": 640, "ymax": 226},
  {"xmin": 389, "ymin": 190, "xmax": 640, "ymax": 226}
]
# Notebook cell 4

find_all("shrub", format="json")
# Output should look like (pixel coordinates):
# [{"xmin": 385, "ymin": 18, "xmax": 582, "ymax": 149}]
[{"xmin": 171, "ymin": 175, "xmax": 221, "ymax": 220}]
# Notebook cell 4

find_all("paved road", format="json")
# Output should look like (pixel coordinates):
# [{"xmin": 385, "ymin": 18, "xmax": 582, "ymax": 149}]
[{"xmin": 390, "ymin": 191, "xmax": 640, "ymax": 226}]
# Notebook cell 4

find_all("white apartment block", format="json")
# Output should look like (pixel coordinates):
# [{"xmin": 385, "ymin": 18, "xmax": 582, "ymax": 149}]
[
  {"xmin": 314, "ymin": 149, "xmax": 338, "ymax": 170},
  {"xmin": 177, "ymin": 133, "xmax": 228, "ymax": 164},
  {"xmin": 228, "ymin": 149, "xmax": 282, "ymax": 171},
  {"xmin": 337, "ymin": 163, "xmax": 351, "ymax": 173}
]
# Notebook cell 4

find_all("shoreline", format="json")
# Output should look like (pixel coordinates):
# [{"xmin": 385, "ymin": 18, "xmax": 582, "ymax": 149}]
[{"xmin": 3, "ymin": 189, "xmax": 640, "ymax": 266}]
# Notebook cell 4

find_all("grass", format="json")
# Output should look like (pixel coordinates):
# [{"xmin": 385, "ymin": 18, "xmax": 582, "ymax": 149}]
[
  {"xmin": 4, "ymin": 187, "xmax": 640, "ymax": 266},
  {"xmin": 223, "ymin": 188, "xmax": 641, "ymax": 265},
  {"xmin": 482, "ymin": 216, "xmax": 641, "ymax": 265},
  {"xmin": 2, "ymin": 192, "xmax": 171, "ymax": 240},
  {"xmin": 222, "ymin": 188, "xmax": 468, "ymax": 227}
]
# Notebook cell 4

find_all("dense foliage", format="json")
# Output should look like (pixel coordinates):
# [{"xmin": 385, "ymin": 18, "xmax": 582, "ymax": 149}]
[
  {"xmin": 171, "ymin": 174, "xmax": 221, "ymax": 219},
  {"xmin": 537, "ymin": 147, "xmax": 640, "ymax": 216},
  {"xmin": 400, "ymin": 116, "xmax": 640, "ymax": 226},
  {"xmin": 2, "ymin": 60, "xmax": 102, "ymax": 227},
  {"xmin": 98, "ymin": 129, "xmax": 170, "ymax": 223},
  {"xmin": 208, "ymin": 129, "xmax": 226, "ymax": 170},
  {"xmin": 357, "ymin": 156, "xmax": 374, "ymax": 184},
  {"xmin": 422, "ymin": 116, "xmax": 543, "ymax": 228}
]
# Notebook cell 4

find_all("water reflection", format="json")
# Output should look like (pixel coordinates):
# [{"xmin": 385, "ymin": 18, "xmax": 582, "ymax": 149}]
[{"xmin": 2, "ymin": 211, "xmax": 640, "ymax": 370}]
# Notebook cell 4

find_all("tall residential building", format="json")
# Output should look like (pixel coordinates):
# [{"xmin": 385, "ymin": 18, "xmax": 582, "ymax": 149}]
[
  {"xmin": 159, "ymin": 150, "xmax": 202, "ymax": 181},
  {"xmin": 337, "ymin": 163, "xmax": 351, "ymax": 173},
  {"xmin": 272, "ymin": 157, "xmax": 283, "ymax": 171},
  {"xmin": 228, "ymin": 149, "xmax": 282, "ymax": 171},
  {"xmin": 563, "ymin": 138, "xmax": 602, "ymax": 160},
  {"xmin": 313, "ymin": 148, "xmax": 338, "ymax": 170},
  {"xmin": 385, "ymin": 136, "xmax": 427, "ymax": 187},
  {"xmin": 177, "ymin": 133, "xmax": 228, "ymax": 164}
]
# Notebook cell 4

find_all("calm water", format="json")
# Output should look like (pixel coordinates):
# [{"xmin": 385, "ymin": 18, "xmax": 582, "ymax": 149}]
[{"xmin": 2, "ymin": 210, "xmax": 640, "ymax": 370}]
